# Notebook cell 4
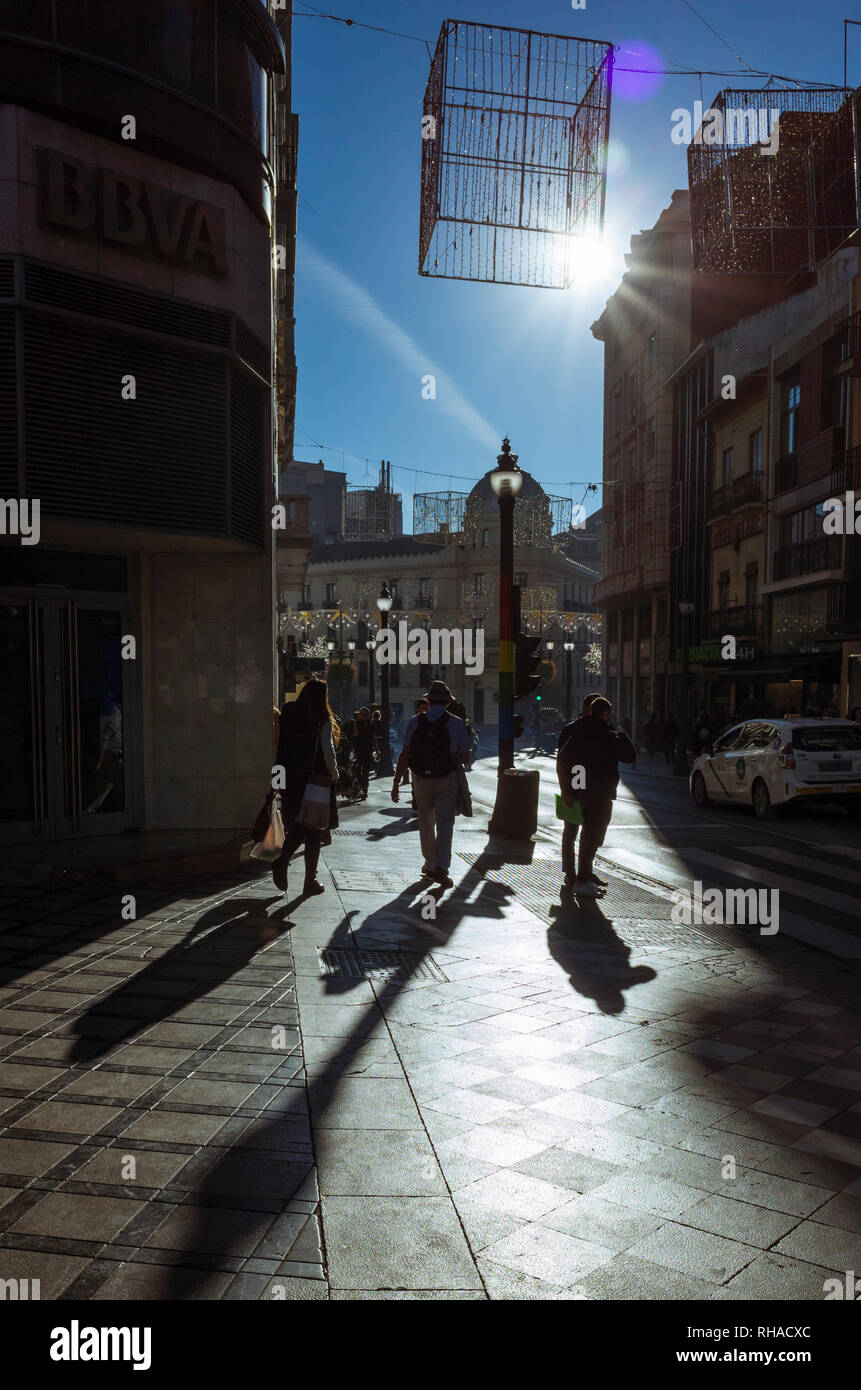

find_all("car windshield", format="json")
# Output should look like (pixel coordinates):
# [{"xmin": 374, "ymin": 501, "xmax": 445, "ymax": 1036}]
[
  {"xmin": 792, "ymin": 726, "xmax": 861, "ymax": 751},
  {"xmin": 712, "ymin": 727, "xmax": 743, "ymax": 752}
]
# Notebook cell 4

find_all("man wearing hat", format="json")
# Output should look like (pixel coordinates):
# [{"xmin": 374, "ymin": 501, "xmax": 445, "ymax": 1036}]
[{"xmin": 392, "ymin": 681, "xmax": 471, "ymax": 887}]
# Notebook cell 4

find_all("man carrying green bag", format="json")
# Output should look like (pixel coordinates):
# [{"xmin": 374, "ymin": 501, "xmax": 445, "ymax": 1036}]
[{"xmin": 556, "ymin": 693, "xmax": 636, "ymax": 896}]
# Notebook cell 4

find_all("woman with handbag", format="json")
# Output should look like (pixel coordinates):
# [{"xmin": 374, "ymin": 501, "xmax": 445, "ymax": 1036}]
[{"xmin": 272, "ymin": 678, "xmax": 340, "ymax": 896}]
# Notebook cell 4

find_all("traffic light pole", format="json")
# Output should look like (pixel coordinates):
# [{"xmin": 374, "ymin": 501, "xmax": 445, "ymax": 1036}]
[{"xmin": 497, "ymin": 490, "xmax": 515, "ymax": 774}]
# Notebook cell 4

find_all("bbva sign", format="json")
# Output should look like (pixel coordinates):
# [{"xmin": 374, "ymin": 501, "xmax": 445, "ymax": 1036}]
[{"xmin": 38, "ymin": 147, "xmax": 228, "ymax": 275}]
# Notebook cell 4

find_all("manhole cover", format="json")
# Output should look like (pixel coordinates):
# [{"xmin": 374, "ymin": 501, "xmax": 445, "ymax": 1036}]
[{"xmin": 317, "ymin": 947, "xmax": 449, "ymax": 982}]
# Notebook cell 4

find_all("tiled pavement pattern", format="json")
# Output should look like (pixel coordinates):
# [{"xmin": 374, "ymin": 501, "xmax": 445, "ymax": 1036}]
[
  {"xmin": 1, "ymin": 791, "xmax": 861, "ymax": 1300},
  {"xmin": 0, "ymin": 878, "xmax": 321, "ymax": 1300}
]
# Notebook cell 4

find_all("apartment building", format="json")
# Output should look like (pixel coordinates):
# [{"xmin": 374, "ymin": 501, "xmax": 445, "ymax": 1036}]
[{"xmin": 591, "ymin": 191, "xmax": 693, "ymax": 729}]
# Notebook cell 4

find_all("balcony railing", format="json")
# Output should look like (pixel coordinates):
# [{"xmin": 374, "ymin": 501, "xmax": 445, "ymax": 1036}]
[
  {"xmin": 775, "ymin": 453, "xmax": 798, "ymax": 492},
  {"xmin": 705, "ymin": 604, "xmax": 762, "ymax": 638},
  {"xmin": 830, "ymin": 444, "xmax": 861, "ymax": 495},
  {"xmin": 708, "ymin": 472, "xmax": 763, "ymax": 518},
  {"xmin": 774, "ymin": 536, "xmax": 842, "ymax": 581}
]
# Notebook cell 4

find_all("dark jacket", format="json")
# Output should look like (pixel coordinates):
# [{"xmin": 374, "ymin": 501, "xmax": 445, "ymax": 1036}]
[
  {"xmin": 276, "ymin": 710, "xmax": 339, "ymax": 837},
  {"xmin": 352, "ymin": 721, "xmax": 377, "ymax": 761},
  {"xmin": 556, "ymin": 713, "xmax": 636, "ymax": 803}
]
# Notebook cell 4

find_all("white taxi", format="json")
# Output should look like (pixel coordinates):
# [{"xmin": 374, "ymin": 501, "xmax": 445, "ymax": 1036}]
[{"xmin": 690, "ymin": 718, "xmax": 861, "ymax": 820}]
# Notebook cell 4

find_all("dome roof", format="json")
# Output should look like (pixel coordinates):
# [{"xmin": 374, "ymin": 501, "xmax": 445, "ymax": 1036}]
[{"xmin": 466, "ymin": 467, "xmax": 548, "ymax": 515}]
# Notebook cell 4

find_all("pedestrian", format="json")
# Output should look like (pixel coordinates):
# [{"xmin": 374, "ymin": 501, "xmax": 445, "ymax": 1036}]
[
  {"xmin": 643, "ymin": 712, "xmax": 660, "ymax": 761},
  {"xmin": 663, "ymin": 712, "xmax": 679, "ymax": 765},
  {"xmin": 851, "ymin": 706, "xmax": 861, "ymax": 725},
  {"xmin": 696, "ymin": 710, "xmax": 713, "ymax": 755},
  {"xmin": 271, "ymin": 678, "xmax": 339, "ymax": 897},
  {"xmin": 352, "ymin": 707, "xmax": 377, "ymax": 799},
  {"xmin": 370, "ymin": 709, "xmax": 386, "ymax": 775},
  {"xmin": 391, "ymin": 680, "xmax": 471, "ymax": 887},
  {"xmin": 394, "ymin": 697, "xmax": 429, "ymax": 809},
  {"xmin": 449, "ymin": 699, "xmax": 479, "ymax": 768},
  {"xmin": 556, "ymin": 695, "xmax": 636, "ymax": 896},
  {"xmin": 556, "ymin": 693, "xmax": 603, "ymax": 889}
]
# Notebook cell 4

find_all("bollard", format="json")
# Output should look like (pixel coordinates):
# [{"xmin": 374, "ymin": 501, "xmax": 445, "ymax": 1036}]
[{"xmin": 489, "ymin": 767, "xmax": 540, "ymax": 838}]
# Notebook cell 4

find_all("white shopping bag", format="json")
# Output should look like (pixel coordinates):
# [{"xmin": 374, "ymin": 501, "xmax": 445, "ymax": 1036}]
[{"xmin": 249, "ymin": 796, "xmax": 285, "ymax": 861}]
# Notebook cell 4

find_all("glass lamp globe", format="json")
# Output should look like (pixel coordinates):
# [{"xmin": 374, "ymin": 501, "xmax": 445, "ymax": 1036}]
[{"xmin": 490, "ymin": 437, "xmax": 523, "ymax": 497}]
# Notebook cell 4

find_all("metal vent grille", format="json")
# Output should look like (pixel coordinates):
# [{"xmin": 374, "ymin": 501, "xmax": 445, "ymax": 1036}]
[
  {"xmin": 317, "ymin": 947, "xmax": 449, "ymax": 982},
  {"xmin": 230, "ymin": 366, "xmax": 265, "ymax": 547},
  {"xmin": 0, "ymin": 310, "xmax": 17, "ymax": 491},
  {"xmin": 235, "ymin": 318, "xmax": 271, "ymax": 382},
  {"xmin": 24, "ymin": 261, "xmax": 231, "ymax": 347},
  {"xmin": 23, "ymin": 317, "xmax": 228, "ymax": 535},
  {"xmin": 0, "ymin": 259, "xmax": 14, "ymax": 297}
]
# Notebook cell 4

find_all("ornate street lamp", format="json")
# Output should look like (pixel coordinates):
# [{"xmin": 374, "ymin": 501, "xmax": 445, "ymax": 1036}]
[
  {"xmin": 365, "ymin": 638, "xmax": 376, "ymax": 706},
  {"xmin": 563, "ymin": 639, "xmax": 575, "ymax": 723},
  {"xmin": 376, "ymin": 584, "xmax": 394, "ymax": 775},
  {"xmin": 489, "ymin": 438, "xmax": 523, "ymax": 776}
]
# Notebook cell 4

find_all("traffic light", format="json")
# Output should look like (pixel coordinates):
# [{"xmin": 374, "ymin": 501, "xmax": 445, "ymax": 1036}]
[
  {"xmin": 514, "ymin": 632, "xmax": 542, "ymax": 701},
  {"xmin": 513, "ymin": 714, "xmax": 524, "ymax": 738}
]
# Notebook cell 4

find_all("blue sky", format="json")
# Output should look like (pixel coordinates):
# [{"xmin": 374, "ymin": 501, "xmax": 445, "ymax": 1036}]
[{"xmin": 292, "ymin": 0, "xmax": 857, "ymax": 531}]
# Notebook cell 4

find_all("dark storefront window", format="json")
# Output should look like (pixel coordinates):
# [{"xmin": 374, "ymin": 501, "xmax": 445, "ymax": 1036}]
[{"xmin": 770, "ymin": 587, "xmax": 829, "ymax": 652}]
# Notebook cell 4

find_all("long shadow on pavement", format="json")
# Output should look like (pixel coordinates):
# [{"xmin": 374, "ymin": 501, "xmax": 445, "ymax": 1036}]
[{"xmin": 161, "ymin": 846, "xmax": 515, "ymax": 1297}]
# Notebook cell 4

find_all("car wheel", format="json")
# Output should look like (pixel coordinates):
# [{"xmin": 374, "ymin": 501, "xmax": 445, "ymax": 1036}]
[
  {"xmin": 844, "ymin": 800, "xmax": 861, "ymax": 818},
  {"xmin": 752, "ymin": 779, "xmax": 777, "ymax": 820},
  {"xmin": 691, "ymin": 772, "xmax": 711, "ymax": 808}
]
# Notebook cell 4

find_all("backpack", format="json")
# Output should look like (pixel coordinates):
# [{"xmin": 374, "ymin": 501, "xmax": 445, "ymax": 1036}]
[{"xmin": 409, "ymin": 712, "xmax": 455, "ymax": 778}]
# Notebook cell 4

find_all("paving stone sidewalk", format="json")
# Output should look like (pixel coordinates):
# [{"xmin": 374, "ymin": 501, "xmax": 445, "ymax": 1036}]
[{"xmin": 1, "ymin": 786, "xmax": 860, "ymax": 1300}]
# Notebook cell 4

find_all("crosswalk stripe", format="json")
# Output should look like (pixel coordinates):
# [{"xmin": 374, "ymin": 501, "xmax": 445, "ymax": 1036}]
[
  {"xmin": 770, "ymin": 910, "xmax": 861, "ymax": 960},
  {"xmin": 684, "ymin": 848, "xmax": 860, "ymax": 919},
  {"xmin": 598, "ymin": 847, "xmax": 691, "ymax": 888},
  {"xmin": 747, "ymin": 845, "xmax": 861, "ymax": 889},
  {"xmin": 602, "ymin": 849, "xmax": 861, "ymax": 960}
]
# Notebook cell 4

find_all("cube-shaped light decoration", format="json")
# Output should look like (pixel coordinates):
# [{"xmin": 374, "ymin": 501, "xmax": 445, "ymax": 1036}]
[
  {"xmin": 420, "ymin": 20, "xmax": 613, "ymax": 289},
  {"xmin": 688, "ymin": 87, "xmax": 859, "ymax": 275}
]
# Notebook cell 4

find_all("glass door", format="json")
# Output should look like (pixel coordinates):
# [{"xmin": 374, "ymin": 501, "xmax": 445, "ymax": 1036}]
[
  {"xmin": 0, "ymin": 596, "xmax": 135, "ymax": 843},
  {"xmin": 0, "ymin": 600, "xmax": 48, "ymax": 837},
  {"xmin": 56, "ymin": 602, "xmax": 130, "ymax": 837}
]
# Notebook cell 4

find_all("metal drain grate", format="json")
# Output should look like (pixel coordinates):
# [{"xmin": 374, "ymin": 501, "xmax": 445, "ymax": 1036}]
[
  {"xmin": 457, "ymin": 852, "xmax": 732, "ymax": 951},
  {"xmin": 330, "ymin": 826, "xmax": 488, "ymax": 835},
  {"xmin": 317, "ymin": 947, "xmax": 449, "ymax": 982},
  {"xmin": 581, "ymin": 919, "xmax": 728, "ymax": 951}
]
